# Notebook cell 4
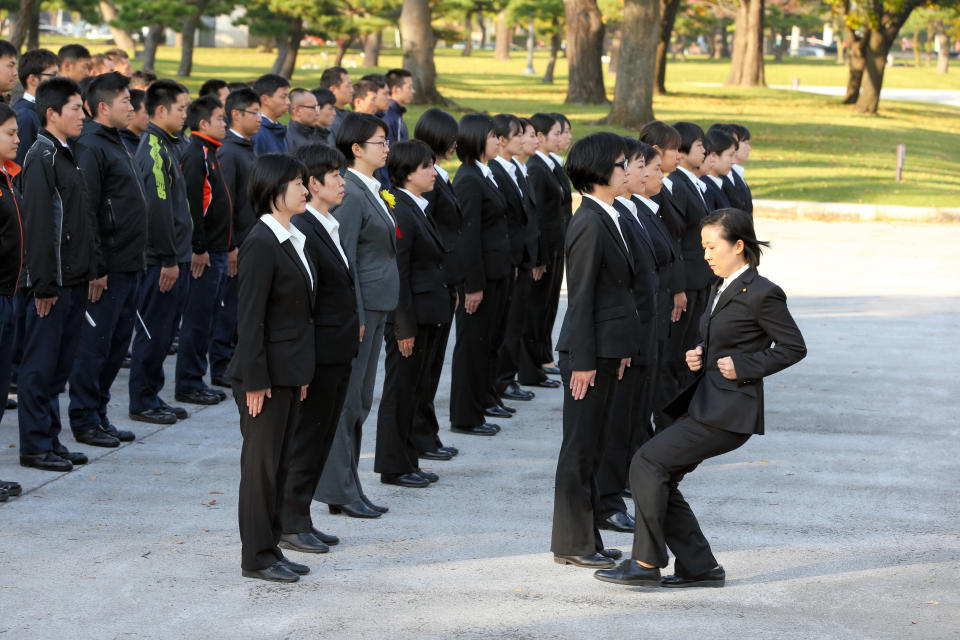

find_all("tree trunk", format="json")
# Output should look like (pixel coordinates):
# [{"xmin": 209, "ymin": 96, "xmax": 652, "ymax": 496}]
[
  {"xmin": 271, "ymin": 20, "xmax": 302, "ymax": 79},
  {"xmin": 712, "ymin": 22, "xmax": 728, "ymax": 59},
  {"xmin": 178, "ymin": 1, "xmax": 211, "ymax": 78},
  {"xmin": 334, "ymin": 39, "xmax": 351, "ymax": 66},
  {"xmin": 10, "ymin": 0, "xmax": 34, "ymax": 50},
  {"xmin": 774, "ymin": 27, "xmax": 788, "ymax": 62},
  {"xmin": 363, "ymin": 31, "xmax": 382, "ymax": 67},
  {"xmin": 494, "ymin": 10, "xmax": 511, "ymax": 60},
  {"xmin": 934, "ymin": 21, "xmax": 949, "ymax": 74},
  {"xmin": 843, "ymin": 29, "xmax": 867, "ymax": 104},
  {"xmin": 26, "ymin": 4, "xmax": 38, "ymax": 49},
  {"xmin": 602, "ymin": 0, "xmax": 658, "ymax": 127},
  {"xmin": 855, "ymin": 30, "xmax": 894, "ymax": 114},
  {"xmin": 726, "ymin": 0, "xmax": 764, "ymax": 86},
  {"xmin": 524, "ymin": 16, "xmax": 536, "ymax": 75},
  {"xmin": 478, "ymin": 10, "xmax": 487, "ymax": 48},
  {"xmin": 609, "ymin": 27, "xmax": 621, "ymax": 74},
  {"xmin": 542, "ymin": 20, "xmax": 562, "ymax": 83},
  {"xmin": 462, "ymin": 11, "xmax": 473, "ymax": 56},
  {"xmin": 564, "ymin": 0, "xmax": 607, "ymax": 104},
  {"xmin": 99, "ymin": 1, "xmax": 137, "ymax": 53},
  {"xmin": 654, "ymin": 0, "xmax": 681, "ymax": 95},
  {"xmin": 142, "ymin": 23, "xmax": 164, "ymax": 72},
  {"xmin": 401, "ymin": 0, "xmax": 447, "ymax": 105}
]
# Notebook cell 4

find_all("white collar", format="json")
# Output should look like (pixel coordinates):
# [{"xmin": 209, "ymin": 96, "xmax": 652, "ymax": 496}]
[
  {"xmin": 724, "ymin": 171, "xmax": 737, "ymax": 185},
  {"xmin": 398, "ymin": 188, "xmax": 429, "ymax": 213},
  {"xmin": 348, "ymin": 167, "xmax": 384, "ymax": 195},
  {"xmin": 535, "ymin": 150, "xmax": 555, "ymax": 170},
  {"xmin": 549, "ymin": 152, "xmax": 564, "ymax": 166},
  {"xmin": 720, "ymin": 263, "xmax": 750, "ymax": 291},
  {"xmin": 229, "ymin": 128, "xmax": 247, "ymax": 140},
  {"xmin": 23, "ymin": 92, "xmax": 35, "ymax": 103},
  {"xmin": 475, "ymin": 160, "xmax": 495, "ymax": 181},
  {"xmin": 615, "ymin": 195, "xmax": 638, "ymax": 217},
  {"xmin": 260, "ymin": 213, "xmax": 300, "ymax": 244},
  {"xmin": 434, "ymin": 164, "xmax": 450, "ymax": 183},
  {"xmin": 705, "ymin": 174, "xmax": 724, "ymax": 188},
  {"xmin": 306, "ymin": 203, "xmax": 337, "ymax": 230},
  {"xmin": 584, "ymin": 194, "xmax": 627, "ymax": 247},
  {"xmin": 513, "ymin": 157, "xmax": 528, "ymax": 177},
  {"xmin": 661, "ymin": 176, "xmax": 673, "ymax": 194},
  {"xmin": 492, "ymin": 155, "xmax": 516, "ymax": 176},
  {"xmin": 677, "ymin": 166, "xmax": 705, "ymax": 191},
  {"xmin": 636, "ymin": 194, "xmax": 659, "ymax": 214},
  {"xmin": 732, "ymin": 163, "xmax": 745, "ymax": 177},
  {"xmin": 260, "ymin": 113, "xmax": 277, "ymax": 125}
]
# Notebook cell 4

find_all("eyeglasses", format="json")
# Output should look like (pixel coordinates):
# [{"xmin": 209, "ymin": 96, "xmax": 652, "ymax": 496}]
[
  {"xmin": 39, "ymin": 72, "xmax": 57, "ymax": 79},
  {"xmin": 241, "ymin": 109, "xmax": 261, "ymax": 117},
  {"xmin": 363, "ymin": 140, "xmax": 389, "ymax": 149},
  {"xmin": 614, "ymin": 158, "xmax": 629, "ymax": 171},
  {"xmin": 296, "ymin": 104, "xmax": 320, "ymax": 111}
]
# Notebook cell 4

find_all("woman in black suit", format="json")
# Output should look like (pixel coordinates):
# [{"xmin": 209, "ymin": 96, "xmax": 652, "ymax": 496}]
[
  {"xmin": 449, "ymin": 114, "xmax": 511, "ymax": 437},
  {"xmin": 595, "ymin": 208, "xmax": 807, "ymax": 589},
  {"xmin": 227, "ymin": 154, "xmax": 316, "ymax": 583}
]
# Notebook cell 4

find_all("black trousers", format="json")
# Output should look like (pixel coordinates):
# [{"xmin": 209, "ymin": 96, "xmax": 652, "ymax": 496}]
[
  {"xmin": 655, "ymin": 285, "xmax": 709, "ymax": 431},
  {"xmin": 595, "ymin": 360, "xmax": 653, "ymax": 521},
  {"xmin": 411, "ymin": 317, "xmax": 452, "ymax": 454},
  {"xmin": 495, "ymin": 269, "xmax": 531, "ymax": 394},
  {"xmin": 234, "ymin": 384, "xmax": 301, "ymax": 571},
  {"xmin": 524, "ymin": 248, "xmax": 563, "ymax": 373},
  {"xmin": 550, "ymin": 355, "xmax": 620, "ymax": 557},
  {"xmin": 376, "ymin": 322, "xmax": 443, "ymax": 474},
  {"xmin": 450, "ymin": 276, "xmax": 508, "ymax": 428},
  {"xmin": 629, "ymin": 415, "xmax": 750, "ymax": 574},
  {"xmin": 280, "ymin": 362, "xmax": 351, "ymax": 533}
]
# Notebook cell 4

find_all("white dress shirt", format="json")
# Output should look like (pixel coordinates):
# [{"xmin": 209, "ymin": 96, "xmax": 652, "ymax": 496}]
[
  {"xmin": 705, "ymin": 174, "xmax": 724, "ymax": 189},
  {"xmin": 475, "ymin": 160, "xmax": 497, "ymax": 187},
  {"xmin": 513, "ymin": 158, "xmax": 528, "ymax": 178},
  {"xmin": 583, "ymin": 194, "xmax": 628, "ymax": 250},
  {"xmin": 347, "ymin": 168, "xmax": 391, "ymax": 217},
  {"xmin": 398, "ymin": 188, "xmax": 429, "ymax": 215},
  {"xmin": 535, "ymin": 150, "xmax": 555, "ymax": 170},
  {"xmin": 662, "ymin": 176, "xmax": 674, "ymax": 194},
  {"xmin": 732, "ymin": 163, "xmax": 745, "ymax": 178},
  {"xmin": 549, "ymin": 152, "xmax": 564, "ymax": 166},
  {"xmin": 636, "ymin": 194, "xmax": 659, "ymax": 215},
  {"xmin": 676, "ymin": 166, "xmax": 708, "ymax": 208},
  {"xmin": 434, "ymin": 164, "xmax": 450, "ymax": 184},
  {"xmin": 492, "ymin": 155, "xmax": 520, "ymax": 190},
  {"xmin": 23, "ymin": 92, "xmax": 35, "ymax": 103},
  {"xmin": 615, "ymin": 195, "xmax": 639, "ymax": 219},
  {"xmin": 228, "ymin": 128, "xmax": 246, "ymax": 140},
  {"xmin": 712, "ymin": 263, "xmax": 750, "ymax": 313},
  {"xmin": 260, "ymin": 214, "xmax": 313, "ymax": 289},
  {"xmin": 306, "ymin": 204, "xmax": 348, "ymax": 267}
]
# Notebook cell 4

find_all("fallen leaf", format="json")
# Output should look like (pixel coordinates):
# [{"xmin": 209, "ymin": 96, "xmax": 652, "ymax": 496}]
[
  {"xmin": 209, "ymin": 491, "xmax": 223, "ymax": 495},
  {"xmin": 925, "ymin": 601, "xmax": 938, "ymax": 605},
  {"xmin": 89, "ymin": 475, "xmax": 97, "ymax": 480},
  {"xmin": 207, "ymin": 500, "xmax": 217, "ymax": 505},
  {"xmin": 760, "ymin": 459, "xmax": 768, "ymax": 463}
]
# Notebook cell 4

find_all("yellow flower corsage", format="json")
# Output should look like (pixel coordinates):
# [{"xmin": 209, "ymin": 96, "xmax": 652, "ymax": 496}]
[{"xmin": 380, "ymin": 190, "xmax": 396, "ymax": 209}]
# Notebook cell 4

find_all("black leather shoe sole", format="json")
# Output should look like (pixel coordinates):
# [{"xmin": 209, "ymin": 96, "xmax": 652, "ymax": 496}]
[
  {"xmin": 19, "ymin": 455, "xmax": 72, "ymax": 472},
  {"xmin": 242, "ymin": 565, "xmax": 299, "ymax": 583},
  {"xmin": 75, "ymin": 431, "xmax": 120, "ymax": 448},
  {"xmin": 381, "ymin": 473, "xmax": 430, "ymax": 488},
  {"xmin": 280, "ymin": 557, "xmax": 310, "ymax": 575},
  {"xmin": 175, "ymin": 392, "xmax": 221, "ymax": 405},
  {"xmin": 451, "ymin": 425, "xmax": 498, "ymax": 436},
  {"xmin": 278, "ymin": 535, "xmax": 329, "ymax": 554},
  {"xmin": 162, "ymin": 405, "xmax": 189, "ymax": 420},
  {"xmin": 554, "ymin": 555, "xmax": 615, "ymax": 569},
  {"xmin": 129, "ymin": 410, "xmax": 177, "ymax": 425},
  {"xmin": 483, "ymin": 407, "xmax": 512, "ymax": 419},
  {"xmin": 420, "ymin": 449, "xmax": 453, "ymax": 461},
  {"xmin": 311, "ymin": 528, "xmax": 340, "ymax": 546},
  {"xmin": 594, "ymin": 571, "xmax": 661, "ymax": 587},
  {"xmin": 329, "ymin": 502, "xmax": 381, "ymax": 518},
  {"xmin": 500, "ymin": 390, "xmax": 534, "ymax": 401},
  {"xmin": 661, "ymin": 576, "xmax": 725, "ymax": 588}
]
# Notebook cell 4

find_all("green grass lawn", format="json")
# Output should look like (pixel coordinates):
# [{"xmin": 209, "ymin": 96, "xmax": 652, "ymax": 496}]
[{"xmin": 52, "ymin": 39, "xmax": 960, "ymax": 207}]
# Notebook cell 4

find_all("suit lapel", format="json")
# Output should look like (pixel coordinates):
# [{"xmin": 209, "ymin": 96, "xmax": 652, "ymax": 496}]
[
  {"xmin": 588, "ymin": 199, "xmax": 633, "ymax": 271},
  {"xmin": 396, "ymin": 190, "xmax": 445, "ymax": 252},
  {"xmin": 279, "ymin": 239, "xmax": 315, "ymax": 313},
  {"xmin": 711, "ymin": 267, "xmax": 756, "ymax": 317},
  {"xmin": 347, "ymin": 170, "xmax": 397, "ymax": 246},
  {"xmin": 305, "ymin": 211, "xmax": 353, "ymax": 281}
]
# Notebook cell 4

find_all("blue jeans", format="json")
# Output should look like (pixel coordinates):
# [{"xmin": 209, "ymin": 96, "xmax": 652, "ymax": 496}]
[{"xmin": 175, "ymin": 252, "xmax": 227, "ymax": 393}]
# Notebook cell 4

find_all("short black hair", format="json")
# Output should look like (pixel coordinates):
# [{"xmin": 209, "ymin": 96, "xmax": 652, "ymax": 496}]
[
  {"xmin": 703, "ymin": 129, "xmax": 737, "ymax": 157},
  {"xmin": 130, "ymin": 69, "xmax": 157, "ymax": 89},
  {"xmin": 85, "ymin": 72, "xmax": 130, "ymax": 118},
  {"xmin": 0, "ymin": 102, "xmax": 16, "ymax": 127},
  {"xmin": 145, "ymin": 79, "xmax": 188, "ymax": 117},
  {"xmin": 319, "ymin": 66, "xmax": 348, "ymax": 89},
  {"xmin": 130, "ymin": 88, "xmax": 146, "ymax": 113},
  {"xmin": 727, "ymin": 123, "xmax": 751, "ymax": 142},
  {"xmin": 414, "ymin": 108, "xmax": 458, "ymax": 158},
  {"xmin": 701, "ymin": 208, "xmax": 769, "ymax": 268},
  {"xmin": 385, "ymin": 68, "xmax": 412, "ymax": 91},
  {"xmin": 672, "ymin": 121, "xmax": 704, "ymax": 155},
  {"xmin": 57, "ymin": 44, "xmax": 91, "ymax": 62},
  {"xmin": 707, "ymin": 123, "xmax": 735, "ymax": 137},
  {"xmin": 224, "ymin": 87, "xmax": 258, "ymax": 125},
  {"xmin": 335, "ymin": 112, "xmax": 388, "ymax": 163},
  {"xmin": 622, "ymin": 136, "xmax": 644, "ymax": 162},
  {"xmin": 565, "ymin": 132, "xmax": 626, "ymax": 194},
  {"xmin": 294, "ymin": 143, "xmax": 347, "ymax": 198},
  {"xmin": 360, "ymin": 73, "xmax": 387, "ymax": 89},
  {"xmin": 352, "ymin": 78, "xmax": 378, "ymax": 102},
  {"xmin": 312, "ymin": 87, "xmax": 336, "ymax": 108},
  {"xmin": 639, "ymin": 120, "xmax": 681, "ymax": 151},
  {"xmin": 199, "ymin": 78, "xmax": 228, "ymax": 98},
  {"xmin": 288, "ymin": 87, "xmax": 314, "ymax": 109},
  {"xmin": 248, "ymin": 153, "xmax": 308, "ymax": 215},
  {"xmin": 455, "ymin": 113, "xmax": 494, "ymax": 164},
  {"xmin": 187, "ymin": 95, "xmax": 223, "ymax": 131},
  {"xmin": 387, "ymin": 139, "xmax": 433, "ymax": 188},
  {"xmin": 0, "ymin": 39, "xmax": 16, "ymax": 60},
  {"xmin": 36, "ymin": 77, "xmax": 82, "ymax": 127},
  {"xmin": 640, "ymin": 141, "xmax": 659, "ymax": 165},
  {"xmin": 529, "ymin": 112, "xmax": 559, "ymax": 136},
  {"xmin": 491, "ymin": 113, "xmax": 522, "ymax": 140},
  {"xmin": 18, "ymin": 48, "xmax": 59, "ymax": 87},
  {"xmin": 549, "ymin": 112, "xmax": 571, "ymax": 131},
  {"xmin": 227, "ymin": 81, "xmax": 250, "ymax": 92},
  {"xmin": 253, "ymin": 73, "xmax": 290, "ymax": 101}
]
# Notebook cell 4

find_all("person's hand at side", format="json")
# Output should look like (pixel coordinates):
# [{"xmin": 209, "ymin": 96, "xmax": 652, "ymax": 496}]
[
  {"xmin": 570, "ymin": 370, "xmax": 596, "ymax": 400},
  {"xmin": 246, "ymin": 388, "xmax": 271, "ymax": 417},
  {"xmin": 686, "ymin": 346, "xmax": 703, "ymax": 372}
]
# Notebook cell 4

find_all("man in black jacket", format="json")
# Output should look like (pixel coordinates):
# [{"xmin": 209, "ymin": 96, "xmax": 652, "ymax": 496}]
[
  {"xmin": 129, "ymin": 80, "xmax": 198, "ymax": 423},
  {"xmin": 67, "ymin": 72, "xmax": 147, "ymax": 447},
  {"xmin": 17, "ymin": 78, "xmax": 95, "ymax": 472},
  {"xmin": 175, "ymin": 95, "xmax": 234, "ymax": 404},
  {"xmin": 285, "ymin": 89, "xmax": 326, "ymax": 153}
]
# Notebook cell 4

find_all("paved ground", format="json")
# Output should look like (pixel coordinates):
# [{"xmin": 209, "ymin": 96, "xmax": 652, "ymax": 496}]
[
  {"xmin": 1, "ymin": 218, "xmax": 958, "ymax": 639},
  {"xmin": 768, "ymin": 85, "xmax": 960, "ymax": 109}
]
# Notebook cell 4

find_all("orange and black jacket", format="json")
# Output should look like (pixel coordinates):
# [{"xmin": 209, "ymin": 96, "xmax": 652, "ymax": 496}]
[
  {"xmin": 182, "ymin": 133, "xmax": 232, "ymax": 254},
  {"xmin": 0, "ymin": 160, "xmax": 23, "ymax": 296}
]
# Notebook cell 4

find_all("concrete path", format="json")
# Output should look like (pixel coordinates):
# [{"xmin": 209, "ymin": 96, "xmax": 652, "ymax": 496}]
[
  {"xmin": 1, "ymin": 218, "xmax": 958, "ymax": 639},
  {"xmin": 768, "ymin": 85, "xmax": 960, "ymax": 109}
]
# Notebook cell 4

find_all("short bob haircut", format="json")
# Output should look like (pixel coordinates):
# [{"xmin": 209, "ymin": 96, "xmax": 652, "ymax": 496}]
[
  {"xmin": 491, "ymin": 113, "xmax": 523, "ymax": 140},
  {"xmin": 565, "ymin": 132, "xmax": 626, "ymax": 194},
  {"xmin": 335, "ymin": 112, "xmax": 388, "ymax": 164},
  {"xmin": 455, "ymin": 113, "xmax": 494, "ymax": 164},
  {"xmin": 641, "ymin": 141, "xmax": 660, "ymax": 165},
  {"xmin": 247, "ymin": 153, "xmax": 308, "ymax": 215},
  {"xmin": 549, "ymin": 112, "xmax": 571, "ymax": 131},
  {"xmin": 414, "ymin": 108, "xmax": 458, "ymax": 159},
  {"xmin": 701, "ymin": 208, "xmax": 769, "ymax": 269},
  {"xmin": 638, "ymin": 120, "xmax": 682, "ymax": 151},
  {"xmin": 387, "ymin": 139, "xmax": 434, "ymax": 188},
  {"xmin": 727, "ymin": 123, "xmax": 751, "ymax": 142},
  {"xmin": 293, "ymin": 143, "xmax": 347, "ymax": 199},
  {"xmin": 187, "ymin": 95, "xmax": 223, "ymax": 132},
  {"xmin": 529, "ymin": 112, "xmax": 559, "ymax": 136},
  {"xmin": 672, "ymin": 121, "xmax": 704, "ymax": 155},
  {"xmin": 36, "ymin": 77, "xmax": 82, "ymax": 127},
  {"xmin": 622, "ymin": 136, "xmax": 645, "ymax": 162},
  {"xmin": 702, "ymin": 129, "xmax": 737, "ymax": 157}
]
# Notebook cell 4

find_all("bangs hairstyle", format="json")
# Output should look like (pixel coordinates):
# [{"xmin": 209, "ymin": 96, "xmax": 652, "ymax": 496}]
[
  {"xmin": 293, "ymin": 143, "xmax": 347, "ymax": 198},
  {"xmin": 248, "ymin": 153, "xmax": 308, "ymax": 215},
  {"xmin": 84, "ymin": 72, "xmax": 130, "ymax": 118},
  {"xmin": 253, "ymin": 73, "xmax": 290, "ymax": 100},
  {"xmin": 129, "ymin": 89, "xmax": 146, "ymax": 113},
  {"xmin": 728, "ymin": 123, "xmax": 750, "ymax": 142},
  {"xmin": 492, "ymin": 113, "xmax": 523, "ymax": 140},
  {"xmin": 36, "ymin": 77, "xmax": 81, "ymax": 127},
  {"xmin": 145, "ymin": 79, "xmax": 188, "ymax": 117},
  {"xmin": 549, "ymin": 112, "xmax": 571, "ymax": 131},
  {"xmin": 703, "ymin": 129, "xmax": 737, "ymax": 157},
  {"xmin": 622, "ymin": 136, "xmax": 644, "ymax": 162},
  {"xmin": 455, "ymin": 113, "xmax": 494, "ymax": 164},
  {"xmin": 529, "ymin": 112, "xmax": 559, "ymax": 136},
  {"xmin": 641, "ymin": 142, "xmax": 660, "ymax": 165},
  {"xmin": 701, "ymin": 208, "xmax": 769, "ymax": 268},
  {"xmin": 187, "ymin": 95, "xmax": 223, "ymax": 131},
  {"xmin": 638, "ymin": 120, "xmax": 681, "ymax": 151},
  {"xmin": 335, "ymin": 112, "xmax": 388, "ymax": 163},
  {"xmin": 224, "ymin": 87, "xmax": 258, "ymax": 125},
  {"xmin": 18, "ymin": 48, "xmax": 59, "ymax": 87},
  {"xmin": 565, "ymin": 132, "xmax": 626, "ymax": 194},
  {"xmin": 387, "ymin": 139, "xmax": 434, "ymax": 188},
  {"xmin": 312, "ymin": 87, "xmax": 336, "ymax": 108},
  {"xmin": 199, "ymin": 78, "xmax": 227, "ymax": 98},
  {"xmin": 414, "ymin": 108, "xmax": 458, "ymax": 158},
  {"xmin": 672, "ymin": 121, "xmax": 704, "ymax": 155}
]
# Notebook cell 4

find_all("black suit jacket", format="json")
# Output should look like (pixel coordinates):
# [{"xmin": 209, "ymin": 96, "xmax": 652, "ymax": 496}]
[
  {"xmin": 292, "ymin": 209, "xmax": 360, "ymax": 365},
  {"xmin": 613, "ymin": 199, "xmax": 659, "ymax": 365},
  {"xmin": 634, "ymin": 196, "xmax": 682, "ymax": 340},
  {"xmin": 703, "ymin": 177, "xmax": 731, "ymax": 211},
  {"xmin": 489, "ymin": 158, "xmax": 538, "ymax": 269},
  {"xmin": 452, "ymin": 161, "xmax": 512, "ymax": 292},
  {"xmin": 526, "ymin": 153, "xmax": 565, "ymax": 259},
  {"xmin": 227, "ymin": 220, "xmax": 316, "ymax": 391},
  {"xmin": 424, "ymin": 170, "xmax": 464, "ymax": 286},
  {"xmin": 391, "ymin": 189, "xmax": 452, "ymax": 339},
  {"xmin": 551, "ymin": 157, "xmax": 573, "ymax": 233},
  {"xmin": 721, "ymin": 172, "xmax": 749, "ymax": 214},
  {"xmin": 665, "ymin": 268, "xmax": 806, "ymax": 435},
  {"xmin": 514, "ymin": 160, "xmax": 541, "ymax": 267},
  {"xmin": 556, "ymin": 197, "xmax": 643, "ymax": 370},
  {"xmin": 669, "ymin": 170, "xmax": 714, "ymax": 291}
]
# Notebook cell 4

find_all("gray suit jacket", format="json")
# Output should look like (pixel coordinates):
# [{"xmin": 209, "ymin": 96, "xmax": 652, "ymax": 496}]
[{"xmin": 330, "ymin": 169, "xmax": 399, "ymax": 323}]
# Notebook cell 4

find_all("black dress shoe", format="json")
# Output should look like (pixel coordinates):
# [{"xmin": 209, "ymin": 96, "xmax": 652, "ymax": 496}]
[
  {"xmin": 211, "ymin": 375, "xmax": 232, "ymax": 388},
  {"xmin": 75, "ymin": 426, "xmax": 120, "ymax": 448},
  {"xmin": 360, "ymin": 494, "xmax": 389, "ymax": 513},
  {"xmin": 499, "ymin": 403, "xmax": 517, "ymax": 413},
  {"xmin": 594, "ymin": 560, "xmax": 662, "ymax": 586},
  {"xmin": 484, "ymin": 422, "xmax": 502, "ymax": 432},
  {"xmin": 310, "ymin": 527, "xmax": 339, "ymax": 546},
  {"xmin": 525, "ymin": 378, "xmax": 562, "ymax": 388},
  {"xmin": 661, "ymin": 565, "xmax": 725, "ymax": 588},
  {"xmin": 484, "ymin": 405, "xmax": 512, "ymax": 419},
  {"xmin": 129, "ymin": 408, "xmax": 177, "ymax": 425},
  {"xmin": 554, "ymin": 553, "xmax": 615, "ymax": 569},
  {"xmin": 0, "ymin": 480, "xmax": 22, "ymax": 496},
  {"xmin": 439, "ymin": 446, "xmax": 459, "ymax": 456},
  {"xmin": 242, "ymin": 561, "xmax": 299, "ymax": 583},
  {"xmin": 120, "ymin": 355, "xmax": 131, "ymax": 369},
  {"xmin": 599, "ymin": 511, "xmax": 636, "ymax": 533},
  {"xmin": 279, "ymin": 556, "xmax": 310, "ymax": 575},
  {"xmin": 20, "ymin": 452, "xmax": 72, "ymax": 472},
  {"xmin": 101, "ymin": 422, "xmax": 135, "ymax": 442},
  {"xmin": 500, "ymin": 382, "xmax": 534, "ymax": 401},
  {"xmin": 451, "ymin": 424, "xmax": 498, "ymax": 436},
  {"xmin": 159, "ymin": 403, "xmax": 189, "ymax": 420},
  {"xmin": 414, "ymin": 468, "xmax": 439, "ymax": 483},
  {"xmin": 5, "ymin": 397, "xmax": 16, "ymax": 410},
  {"xmin": 175, "ymin": 390, "xmax": 221, "ymax": 405},
  {"xmin": 420, "ymin": 448, "xmax": 453, "ymax": 461},
  {"xmin": 622, "ymin": 487, "xmax": 632, "ymax": 499},
  {"xmin": 53, "ymin": 448, "xmax": 88, "ymax": 465},
  {"xmin": 278, "ymin": 532, "xmax": 329, "ymax": 553},
  {"xmin": 541, "ymin": 365, "xmax": 561, "ymax": 375},
  {"xmin": 0, "ymin": 487, "xmax": 7, "ymax": 502},
  {"xmin": 204, "ymin": 386, "xmax": 227, "ymax": 401},
  {"xmin": 599, "ymin": 548, "xmax": 623, "ymax": 560},
  {"xmin": 329, "ymin": 500, "xmax": 381, "ymax": 518},
  {"xmin": 381, "ymin": 472, "xmax": 430, "ymax": 488}
]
